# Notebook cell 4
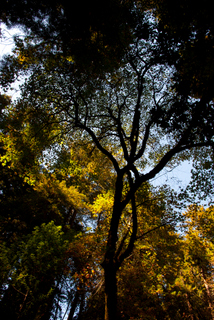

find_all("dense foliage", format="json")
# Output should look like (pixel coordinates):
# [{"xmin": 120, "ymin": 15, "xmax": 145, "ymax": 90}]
[{"xmin": 0, "ymin": 1, "xmax": 214, "ymax": 319}]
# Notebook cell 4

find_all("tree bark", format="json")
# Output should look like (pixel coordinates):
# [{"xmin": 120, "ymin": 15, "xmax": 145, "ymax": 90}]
[{"xmin": 104, "ymin": 265, "xmax": 118, "ymax": 320}]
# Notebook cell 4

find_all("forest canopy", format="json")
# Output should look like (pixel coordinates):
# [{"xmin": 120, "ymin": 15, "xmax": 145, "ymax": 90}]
[{"xmin": 0, "ymin": 1, "xmax": 214, "ymax": 319}]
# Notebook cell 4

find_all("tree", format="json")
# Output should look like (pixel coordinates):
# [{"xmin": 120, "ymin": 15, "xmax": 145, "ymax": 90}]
[
  {"xmin": 0, "ymin": 128, "xmax": 88, "ymax": 319},
  {"xmin": 141, "ymin": 0, "xmax": 214, "ymax": 100},
  {"xmin": 81, "ymin": 204, "xmax": 214, "ymax": 320},
  {"xmin": 0, "ymin": 0, "xmax": 134, "ymax": 76},
  {"xmin": 181, "ymin": 148, "xmax": 214, "ymax": 205},
  {"xmin": 0, "ymin": 222, "xmax": 68, "ymax": 320},
  {"xmin": 182, "ymin": 205, "xmax": 214, "ymax": 319},
  {"xmin": 81, "ymin": 183, "xmax": 180, "ymax": 320},
  {"xmin": 1, "ymin": 4, "xmax": 214, "ymax": 320},
  {"xmin": 0, "ymin": 96, "xmax": 120, "ymax": 319}
]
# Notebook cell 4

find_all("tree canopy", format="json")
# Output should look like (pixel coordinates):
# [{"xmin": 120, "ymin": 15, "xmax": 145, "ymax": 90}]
[
  {"xmin": 0, "ymin": 1, "xmax": 214, "ymax": 320},
  {"xmin": 0, "ymin": 0, "xmax": 135, "ymax": 75}
]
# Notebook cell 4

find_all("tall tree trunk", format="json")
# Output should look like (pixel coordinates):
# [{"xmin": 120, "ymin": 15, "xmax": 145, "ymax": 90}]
[
  {"xmin": 102, "ymin": 172, "xmax": 138, "ymax": 320},
  {"xmin": 102, "ymin": 174, "xmax": 124, "ymax": 320}
]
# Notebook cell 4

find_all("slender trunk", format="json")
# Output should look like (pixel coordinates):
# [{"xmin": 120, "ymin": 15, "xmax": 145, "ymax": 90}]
[
  {"xmin": 67, "ymin": 290, "xmax": 80, "ymax": 320},
  {"xmin": 77, "ymin": 290, "xmax": 85, "ymax": 320},
  {"xmin": 201, "ymin": 268, "xmax": 214, "ymax": 320},
  {"xmin": 184, "ymin": 293, "xmax": 194, "ymax": 320}
]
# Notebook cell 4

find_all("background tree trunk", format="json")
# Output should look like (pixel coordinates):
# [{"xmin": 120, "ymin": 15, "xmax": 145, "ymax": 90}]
[{"xmin": 201, "ymin": 268, "xmax": 214, "ymax": 320}]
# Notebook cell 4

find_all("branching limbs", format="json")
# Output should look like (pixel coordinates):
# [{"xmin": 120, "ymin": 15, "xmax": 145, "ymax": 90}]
[{"xmin": 52, "ymin": 50, "xmax": 213, "ymax": 288}]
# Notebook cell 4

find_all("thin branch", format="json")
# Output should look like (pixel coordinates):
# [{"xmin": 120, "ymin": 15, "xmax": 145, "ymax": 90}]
[
  {"xmin": 129, "ymin": 77, "xmax": 144, "ymax": 159},
  {"xmin": 77, "ymin": 123, "xmax": 120, "ymax": 173},
  {"xmin": 107, "ymin": 103, "xmax": 129, "ymax": 161},
  {"xmin": 91, "ymin": 278, "xmax": 105, "ymax": 298},
  {"xmin": 135, "ymin": 118, "xmax": 153, "ymax": 161},
  {"xmin": 136, "ymin": 223, "xmax": 167, "ymax": 240}
]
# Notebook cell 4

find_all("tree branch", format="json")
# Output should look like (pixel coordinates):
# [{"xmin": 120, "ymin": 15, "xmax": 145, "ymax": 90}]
[
  {"xmin": 136, "ymin": 223, "xmax": 167, "ymax": 240},
  {"xmin": 121, "ymin": 140, "xmax": 214, "ymax": 211},
  {"xmin": 77, "ymin": 123, "xmax": 120, "ymax": 173}
]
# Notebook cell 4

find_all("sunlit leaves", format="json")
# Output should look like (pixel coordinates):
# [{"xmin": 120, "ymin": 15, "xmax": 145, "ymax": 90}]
[{"xmin": 91, "ymin": 191, "xmax": 114, "ymax": 218}]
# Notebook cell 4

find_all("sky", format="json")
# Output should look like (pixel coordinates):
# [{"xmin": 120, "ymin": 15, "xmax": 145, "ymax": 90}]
[
  {"xmin": 151, "ymin": 160, "xmax": 192, "ymax": 190},
  {"xmin": 0, "ymin": 24, "xmax": 20, "ymax": 56},
  {"xmin": 0, "ymin": 24, "xmax": 26, "ymax": 101}
]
